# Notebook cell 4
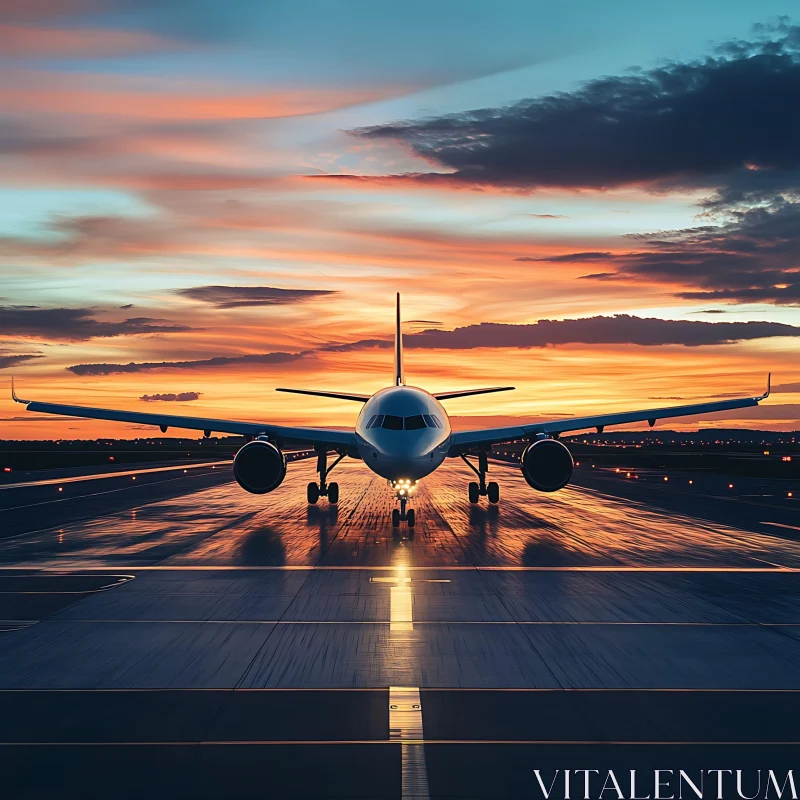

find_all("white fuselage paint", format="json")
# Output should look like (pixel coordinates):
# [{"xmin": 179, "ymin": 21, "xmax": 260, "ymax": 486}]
[{"xmin": 354, "ymin": 386, "xmax": 451, "ymax": 482}]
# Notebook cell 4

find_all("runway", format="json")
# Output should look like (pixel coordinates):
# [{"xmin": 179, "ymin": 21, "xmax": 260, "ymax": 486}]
[{"xmin": 1, "ymin": 457, "xmax": 799, "ymax": 798}]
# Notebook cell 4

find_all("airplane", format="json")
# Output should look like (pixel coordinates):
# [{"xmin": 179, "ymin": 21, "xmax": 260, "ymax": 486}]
[{"xmin": 12, "ymin": 294, "xmax": 771, "ymax": 530}]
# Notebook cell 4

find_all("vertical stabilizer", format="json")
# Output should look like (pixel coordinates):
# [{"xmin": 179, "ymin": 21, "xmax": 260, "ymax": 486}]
[{"xmin": 394, "ymin": 293, "xmax": 405, "ymax": 386}]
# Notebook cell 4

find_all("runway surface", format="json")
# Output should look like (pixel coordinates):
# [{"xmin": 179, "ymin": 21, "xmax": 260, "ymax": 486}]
[{"xmin": 1, "ymin": 457, "xmax": 799, "ymax": 798}]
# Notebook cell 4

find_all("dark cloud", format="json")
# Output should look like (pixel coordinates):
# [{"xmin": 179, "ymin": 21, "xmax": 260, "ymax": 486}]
[
  {"xmin": 403, "ymin": 315, "xmax": 800, "ymax": 349},
  {"xmin": 140, "ymin": 392, "xmax": 202, "ymax": 402},
  {"xmin": 0, "ymin": 305, "xmax": 192, "ymax": 341},
  {"xmin": 349, "ymin": 23, "xmax": 800, "ymax": 193},
  {"xmin": 580, "ymin": 201, "xmax": 800, "ymax": 305},
  {"xmin": 517, "ymin": 252, "xmax": 613, "ymax": 263},
  {"xmin": 407, "ymin": 319, "xmax": 442, "ymax": 325},
  {"xmin": 316, "ymin": 339, "xmax": 392, "ymax": 354},
  {"xmin": 341, "ymin": 23, "xmax": 800, "ymax": 307},
  {"xmin": 120, "ymin": 304, "xmax": 134, "ymax": 309},
  {"xmin": 529, "ymin": 214, "xmax": 568, "ymax": 219},
  {"xmin": 176, "ymin": 286, "xmax": 336, "ymax": 309},
  {"xmin": 774, "ymin": 382, "xmax": 800, "ymax": 393},
  {"xmin": 68, "ymin": 351, "xmax": 303, "ymax": 375},
  {"xmin": 578, "ymin": 272, "xmax": 617, "ymax": 281},
  {"xmin": 67, "ymin": 314, "xmax": 800, "ymax": 377},
  {"xmin": 0, "ymin": 353, "xmax": 43, "ymax": 369}
]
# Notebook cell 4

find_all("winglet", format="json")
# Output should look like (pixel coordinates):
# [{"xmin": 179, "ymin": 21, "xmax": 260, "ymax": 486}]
[
  {"xmin": 11, "ymin": 377, "xmax": 31, "ymax": 405},
  {"xmin": 757, "ymin": 372, "xmax": 771, "ymax": 401}
]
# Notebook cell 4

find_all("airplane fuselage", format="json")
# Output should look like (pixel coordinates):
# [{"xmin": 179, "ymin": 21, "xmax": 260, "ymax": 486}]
[{"xmin": 355, "ymin": 385, "xmax": 451, "ymax": 482}]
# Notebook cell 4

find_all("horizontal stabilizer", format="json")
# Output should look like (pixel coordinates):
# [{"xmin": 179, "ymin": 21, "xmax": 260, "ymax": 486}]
[
  {"xmin": 433, "ymin": 386, "xmax": 515, "ymax": 401},
  {"xmin": 276, "ymin": 388, "xmax": 371, "ymax": 403}
]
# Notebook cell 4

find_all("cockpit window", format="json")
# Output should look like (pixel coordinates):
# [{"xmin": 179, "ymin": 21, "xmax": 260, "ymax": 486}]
[{"xmin": 371, "ymin": 413, "xmax": 443, "ymax": 431}]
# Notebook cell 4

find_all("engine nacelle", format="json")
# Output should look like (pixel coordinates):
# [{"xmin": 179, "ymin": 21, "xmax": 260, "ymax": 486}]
[
  {"xmin": 233, "ymin": 440, "xmax": 286, "ymax": 494},
  {"xmin": 521, "ymin": 438, "xmax": 573, "ymax": 492}
]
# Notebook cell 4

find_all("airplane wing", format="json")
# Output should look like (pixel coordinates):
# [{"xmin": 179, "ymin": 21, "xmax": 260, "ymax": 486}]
[
  {"xmin": 448, "ymin": 375, "xmax": 771, "ymax": 453},
  {"xmin": 11, "ymin": 380, "xmax": 357, "ymax": 452}
]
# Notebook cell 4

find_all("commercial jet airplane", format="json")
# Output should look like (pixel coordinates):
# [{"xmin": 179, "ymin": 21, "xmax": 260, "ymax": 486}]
[{"xmin": 12, "ymin": 295, "xmax": 771, "ymax": 529}]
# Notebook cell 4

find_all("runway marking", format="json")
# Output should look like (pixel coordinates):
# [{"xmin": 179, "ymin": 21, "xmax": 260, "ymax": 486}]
[
  {"xmin": 2, "ymin": 740, "xmax": 800, "ymax": 746},
  {"xmin": 0, "ymin": 460, "xmax": 230, "ymax": 490},
  {"xmin": 34, "ymin": 619, "xmax": 800, "ymax": 626},
  {"xmin": 1, "ymin": 565, "xmax": 799, "ymax": 573},
  {"xmin": 391, "ymin": 687, "xmax": 430, "ymax": 800},
  {"xmin": 762, "ymin": 521, "xmax": 800, "ymax": 533}
]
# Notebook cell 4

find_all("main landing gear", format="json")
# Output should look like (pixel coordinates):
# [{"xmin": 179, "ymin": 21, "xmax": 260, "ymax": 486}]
[
  {"xmin": 461, "ymin": 452, "xmax": 499, "ymax": 505},
  {"xmin": 391, "ymin": 479, "xmax": 416, "ymax": 534},
  {"xmin": 307, "ymin": 447, "xmax": 345, "ymax": 505}
]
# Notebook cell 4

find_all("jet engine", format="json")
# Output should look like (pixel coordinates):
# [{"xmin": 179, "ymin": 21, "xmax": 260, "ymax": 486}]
[
  {"xmin": 233, "ymin": 439, "xmax": 286, "ymax": 494},
  {"xmin": 520, "ymin": 438, "xmax": 573, "ymax": 492}
]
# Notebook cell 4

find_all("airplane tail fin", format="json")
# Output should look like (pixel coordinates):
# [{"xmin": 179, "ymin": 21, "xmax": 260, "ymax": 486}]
[{"xmin": 394, "ymin": 292, "xmax": 404, "ymax": 386}]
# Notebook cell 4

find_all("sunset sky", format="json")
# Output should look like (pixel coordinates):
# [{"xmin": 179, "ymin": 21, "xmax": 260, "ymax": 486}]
[{"xmin": 1, "ymin": 0, "xmax": 799, "ymax": 439}]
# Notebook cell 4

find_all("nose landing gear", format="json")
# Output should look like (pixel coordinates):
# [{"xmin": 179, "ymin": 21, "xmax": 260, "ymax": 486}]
[
  {"xmin": 391, "ymin": 480, "xmax": 416, "ymax": 534},
  {"xmin": 462, "ymin": 452, "xmax": 500, "ymax": 505},
  {"xmin": 307, "ymin": 447, "xmax": 345, "ymax": 505}
]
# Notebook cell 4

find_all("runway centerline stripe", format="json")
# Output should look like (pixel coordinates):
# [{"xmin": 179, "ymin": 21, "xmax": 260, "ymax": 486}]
[{"xmin": 389, "ymin": 686, "xmax": 429, "ymax": 800}]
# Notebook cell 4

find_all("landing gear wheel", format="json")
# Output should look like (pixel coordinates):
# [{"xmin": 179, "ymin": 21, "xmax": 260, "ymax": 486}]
[
  {"xmin": 407, "ymin": 509, "xmax": 415, "ymax": 528},
  {"xmin": 487, "ymin": 481, "xmax": 500, "ymax": 504},
  {"xmin": 307, "ymin": 482, "xmax": 320, "ymax": 504},
  {"xmin": 327, "ymin": 482, "xmax": 339, "ymax": 504},
  {"xmin": 392, "ymin": 508, "xmax": 400, "ymax": 528},
  {"xmin": 468, "ymin": 482, "xmax": 480, "ymax": 504}
]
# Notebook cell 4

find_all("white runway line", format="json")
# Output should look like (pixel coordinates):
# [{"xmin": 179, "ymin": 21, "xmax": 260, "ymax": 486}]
[
  {"xmin": 0, "ymin": 461, "xmax": 230, "ymax": 490},
  {"xmin": 761, "ymin": 521, "xmax": 800, "ymax": 533},
  {"xmin": 390, "ymin": 686, "xmax": 429, "ymax": 800}
]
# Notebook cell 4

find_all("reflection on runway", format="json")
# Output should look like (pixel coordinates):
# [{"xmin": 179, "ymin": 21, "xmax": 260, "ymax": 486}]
[{"xmin": 2, "ymin": 459, "xmax": 799, "ymax": 570}]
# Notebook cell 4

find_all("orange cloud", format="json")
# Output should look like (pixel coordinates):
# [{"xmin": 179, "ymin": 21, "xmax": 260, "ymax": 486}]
[
  {"xmin": 0, "ymin": 71, "xmax": 409, "ymax": 120},
  {"xmin": 0, "ymin": 24, "xmax": 184, "ymax": 57}
]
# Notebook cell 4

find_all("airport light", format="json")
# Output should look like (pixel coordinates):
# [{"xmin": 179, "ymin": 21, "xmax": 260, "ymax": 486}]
[
  {"xmin": 689, "ymin": 480, "xmax": 693, "ymax": 485},
  {"xmin": 132, "ymin": 476, "xmax": 136, "ymax": 481},
  {"xmin": 789, "ymin": 492, "xmax": 794, "ymax": 498},
  {"xmin": 663, "ymin": 476, "xmax": 668, "ymax": 481},
  {"xmin": 3, "ymin": 467, "xmax": 10, "ymax": 473},
  {"xmin": 728, "ymin": 483, "xmax": 734, "ymax": 489},
  {"xmin": 58, "ymin": 487, "xmax": 63, "ymax": 492}
]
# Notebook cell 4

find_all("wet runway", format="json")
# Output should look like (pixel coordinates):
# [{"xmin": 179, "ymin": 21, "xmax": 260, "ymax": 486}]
[{"xmin": 1, "ymin": 458, "xmax": 799, "ymax": 798}]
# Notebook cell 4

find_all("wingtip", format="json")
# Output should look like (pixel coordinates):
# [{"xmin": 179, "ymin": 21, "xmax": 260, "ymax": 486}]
[
  {"xmin": 757, "ymin": 372, "xmax": 771, "ymax": 401},
  {"xmin": 11, "ymin": 376, "xmax": 28, "ymax": 404}
]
